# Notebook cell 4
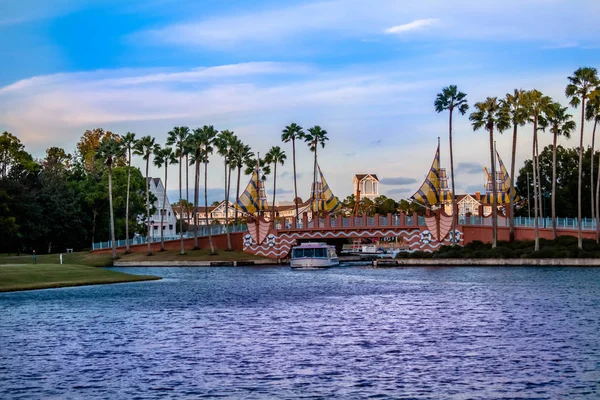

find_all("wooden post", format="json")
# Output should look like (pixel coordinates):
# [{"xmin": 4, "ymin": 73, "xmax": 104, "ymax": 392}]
[
  {"xmin": 412, "ymin": 212, "xmax": 419, "ymax": 227},
  {"xmin": 374, "ymin": 213, "xmax": 380, "ymax": 227},
  {"xmin": 362, "ymin": 214, "xmax": 367, "ymax": 227},
  {"xmin": 326, "ymin": 214, "xmax": 331, "ymax": 228},
  {"xmin": 387, "ymin": 213, "xmax": 393, "ymax": 227},
  {"xmin": 292, "ymin": 215, "xmax": 297, "ymax": 230},
  {"xmin": 303, "ymin": 212, "xmax": 308, "ymax": 229},
  {"xmin": 400, "ymin": 212, "xmax": 405, "ymax": 227}
]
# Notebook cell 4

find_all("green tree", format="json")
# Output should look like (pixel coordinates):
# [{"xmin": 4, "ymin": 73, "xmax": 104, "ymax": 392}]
[
  {"xmin": 304, "ymin": 126, "xmax": 329, "ymax": 206},
  {"xmin": 434, "ymin": 85, "xmax": 468, "ymax": 245},
  {"xmin": 281, "ymin": 123, "xmax": 305, "ymax": 222},
  {"xmin": 500, "ymin": 89, "xmax": 528, "ymax": 241},
  {"xmin": 95, "ymin": 138, "xmax": 125, "ymax": 259},
  {"xmin": 565, "ymin": 66, "xmax": 599, "ymax": 249},
  {"xmin": 167, "ymin": 126, "xmax": 191, "ymax": 255},
  {"xmin": 586, "ymin": 91, "xmax": 600, "ymax": 241},
  {"xmin": 187, "ymin": 128, "xmax": 203, "ymax": 249},
  {"xmin": 215, "ymin": 129, "xmax": 236, "ymax": 251},
  {"xmin": 0, "ymin": 132, "xmax": 30, "ymax": 178},
  {"xmin": 199, "ymin": 125, "xmax": 218, "ymax": 254},
  {"xmin": 265, "ymin": 146, "xmax": 287, "ymax": 225},
  {"xmin": 470, "ymin": 97, "xmax": 508, "ymax": 249},
  {"xmin": 121, "ymin": 132, "xmax": 136, "ymax": 253},
  {"xmin": 154, "ymin": 146, "xmax": 177, "ymax": 251},
  {"xmin": 134, "ymin": 135, "xmax": 158, "ymax": 255},
  {"xmin": 540, "ymin": 103, "xmax": 575, "ymax": 238},
  {"xmin": 230, "ymin": 139, "xmax": 253, "ymax": 223}
]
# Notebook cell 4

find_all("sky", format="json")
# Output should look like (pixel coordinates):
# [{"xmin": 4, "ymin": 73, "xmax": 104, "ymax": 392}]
[{"xmin": 1, "ymin": 0, "xmax": 600, "ymax": 204}]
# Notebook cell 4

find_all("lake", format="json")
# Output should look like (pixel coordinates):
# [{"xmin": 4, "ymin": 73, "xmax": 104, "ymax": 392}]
[{"xmin": 1, "ymin": 265, "xmax": 599, "ymax": 399}]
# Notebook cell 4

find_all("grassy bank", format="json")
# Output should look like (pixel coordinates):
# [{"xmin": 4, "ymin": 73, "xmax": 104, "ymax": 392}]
[{"xmin": 0, "ymin": 264, "xmax": 160, "ymax": 292}]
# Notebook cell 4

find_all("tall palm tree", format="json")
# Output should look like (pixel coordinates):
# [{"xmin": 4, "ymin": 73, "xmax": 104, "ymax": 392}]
[
  {"xmin": 215, "ymin": 129, "xmax": 235, "ymax": 251},
  {"xmin": 469, "ymin": 97, "xmax": 508, "ymax": 249},
  {"xmin": 281, "ymin": 123, "xmax": 305, "ymax": 222},
  {"xmin": 187, "ymin": 129, "xmax": 203, "ymax": 249},
  {"xmin": 231, "ymin": 140, "xmax": 254, "ymax": 223},
  {"xmin": 540, "ymin": 102, "xmax": 575, "ymax": 238},
  {"xmin": 265, "ymin": 146, "xmax": 287, "ymax": 226},
  {"xmin": 167, "ymin": 126, "xmax": 190, "ymax": 255},
  {"xmin": 434, "ymin": 86, "xmax": 468, "ymax": 245},
  {"xmin": 565, "ymin": 67, "xmax": 599, "ymax": 249},
  {"xmin": 96, "ymin": 138, "xmax": 124, "ymax": 260},
  {"xmin": 523, "ymin": 89, "xmax": 553, "ymax": 251},
  {"xmin": 199, "ymin": 125, "xmax": 218, "ymax": 254},
  {"xmin": 121, "ymin": 132, "xmax": 136, "ymax": 253},
  {"xmin": 133, "ymin": 135, "xmax": 158, "ymax": 256},
  {"xmin": 153, "ymin": 145, "xmax": 177, "ymax": 251},
  {"xmin": 304, "ymin": 126, "xmax": 329, "ymax": 205},
  {"xmin": 499, "ymin": 89, "xmax": 527, "ymax": 242},
  {"xmin": 587, "ymin": 90, "xmax": 600, "ymax": 242}
]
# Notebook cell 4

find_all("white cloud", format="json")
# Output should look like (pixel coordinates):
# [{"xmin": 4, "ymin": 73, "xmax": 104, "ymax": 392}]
[{"xmin": 385, "ymin": 19, "xmax": 439, "ymax": 35}]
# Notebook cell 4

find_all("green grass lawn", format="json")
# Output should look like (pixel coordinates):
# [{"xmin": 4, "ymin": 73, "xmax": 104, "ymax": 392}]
[{"xmin": 0, "ymin": 264, "xmax": 160, "ymax": 292}]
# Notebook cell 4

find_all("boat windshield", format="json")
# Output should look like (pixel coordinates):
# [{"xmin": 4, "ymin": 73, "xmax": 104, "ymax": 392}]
[{"xmin": 292, "ymin": 247, "xmax": 327, "ymax": 258}]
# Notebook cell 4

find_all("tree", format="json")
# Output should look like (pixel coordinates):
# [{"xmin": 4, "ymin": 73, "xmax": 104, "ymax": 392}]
[
  {"xmin": 500, "ymin": 89, "xmax": 527, "ymax": 241},
  {"xmin": 76, "ymin": 128, "xmax": 123, "ymax": 173},
  {"xmin": 134, "ymin": 135, "xmax": 158, "ymax": 255},
  {"xmin": 434, "ymin": 85, "xmax": 468, "ymax": 245},
  {"xmin": 42, "ymin": 147, "xmax": 72, "ymax": 173},
  {"xmin": 167, "ymin": 126, "xmax": 190, "ymax": 255},
  {"xmin": 121, "ymin": 132, "xmax": 136, "ymax": 253},
  {"xmin": 281, "ymin": 123, "xmax": 305, "ymax": 222},
  {"xmin": 265, "ymin": 146, "xmax": 287, "ymax": 226},
  {"xmin": 199, "ymin": 125, "xmax": 218, "ymax": 254},
  {"xmin": 304, "ymin": 126, "xmax": 329, "ymax": 205},
  {"xmin": 186, "ymin": 128, "xmax": 203, "ymax": 249},
  {"xmin": 586, "ymin": 91, "xmax": 600, "ymax": 242},
  {"xmin": 470, "ymin": 97, "xmax": 508, "ymax": 249},
  {"xmin": 95, "ymin": 137, "xmax": 124, "ymax": 260},
  {"xmin": 230, "ymin": 139, "xmax": 253, "ymax": 223},
  {"xmin": 0, "ymin": 132, "xmax": 30, "ymax": 178},
  {"xmin": 153, "ymin": 145, "xmax": 177, "ymax": 251},
  {"xmin": 540, "ymin": 103, "xmax": 575, "ymax": 238},
  {"xmin": 215, "ymin": 129, "xmax": 236, "ymax": 251},
  {"xmin": 565, "ymin": 67, "xmax": 599, "ymax": 249}
]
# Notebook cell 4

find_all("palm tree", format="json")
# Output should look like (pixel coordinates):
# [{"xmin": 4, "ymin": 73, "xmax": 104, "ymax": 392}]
[
  {"xmin": 304, "ymin": 126, "xmax": 329, "ymax": 205},
  {"xmin": 281, "ymin": 123, "xmax": 305, "ymax": 222},
  {"xmin": 199, "ymin": 125, "xmax": 218, "ymax": 254},
  {"xmin": 565, "ymin": 67, "xmax": 599, "ymax": 249},
  {"xmin": 499, "ymin": 89, "xmax": 527, "ymax": 242},
  {"xmin": 469, "ymin": 97, "xmax": 508, "ymax": 249},
  {"xmin": 434, "ymin": 86, "xmax": 468, "ymax": 245},
  {"xmin": 230, "ymin": 140, "xmax": 254, "ymax": 223},
  {"xmin": 121, "ymin": 132, "xmax": 136, "ymax": 253},
  {"xmin": 95, "ymin": 138, "xmax": 124, "ymax": 260},
  {"xmin": 523, "ymin": 89, "xmax": 553, "ymax": 251},
  {"xmin": 167, "ymin": 126, "xmax": 190, "ymax": 255},
  {"xmin": 187, "ymin": 129, "xmax": 203, "ymax": 249},
  {"xmin": 215, "ymin": 130, "xmax": 235, "ymax": 251},
  {"xmin": 153, "ymin": 145, "xmax": 177, "ymax": 251},
  {"xmin": 133, "ymin": 135, "xmax": 158, "ymax": 256},
  {"xmin": 585, "ymin": 93, "xmax": 600, "ymax": 241},
  {"xmin": 540, "ymin": 102, "xmax": 575, "ymax": 238},
  {"xmin": 265, "ymin": 146, "xmax": 287, "ymax": 226}
]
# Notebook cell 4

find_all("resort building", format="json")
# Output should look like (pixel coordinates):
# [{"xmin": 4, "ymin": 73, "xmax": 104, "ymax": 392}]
[
  {"xmin": 147, "ymin": 178, "xmax": 177, "ymax": 240},
  {"xmin": 353, "ymin": 174, "xmax": 379, "ymax": 200}
]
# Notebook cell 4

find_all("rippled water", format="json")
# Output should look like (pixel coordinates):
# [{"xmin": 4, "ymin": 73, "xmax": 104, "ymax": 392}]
[{"xmin": 1, "ymin": 265, "xmax": 600, "ymax": 399}]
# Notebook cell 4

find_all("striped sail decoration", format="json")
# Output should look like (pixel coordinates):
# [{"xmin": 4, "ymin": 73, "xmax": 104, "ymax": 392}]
[
  {"xmin": 410, "ymin": 142, "xmax": 453, "ymax": 208},
  {"xmin": 235, "ymin": 167, "xmax": 269, "ymax": 214},
  {"xmin": 310, "ymin": 164, "xmax": 342, "ymax": 213},
  {"xmin": 481, "ymin": 151, "xmax": 520, "ymax": 205}
]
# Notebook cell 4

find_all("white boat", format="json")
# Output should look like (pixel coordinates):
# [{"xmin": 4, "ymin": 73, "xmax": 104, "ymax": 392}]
[{"xmin": 290, "ymin": 242, "xmax": 339, "ymax": 270}]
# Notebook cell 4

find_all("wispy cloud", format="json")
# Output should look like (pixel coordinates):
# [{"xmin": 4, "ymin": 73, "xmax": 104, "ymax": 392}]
[
  {"xmin": 385, "ymin": 19, "xmax": 439, "ymax": 35},
  {"xmin": 380, "ymin": 177, "xmax": 418, "ymax": 186},
  {"xmin": 457, "ymin": 162, "xmax": 483, "ymax": 175}
]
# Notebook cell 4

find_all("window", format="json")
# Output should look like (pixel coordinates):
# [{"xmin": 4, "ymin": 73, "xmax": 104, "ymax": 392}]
[
  {"xmin": 163, "ymin": 226, "xmax": 166, "ymax": 231},
  {"xmin": 160, "ymin": 209, "xmax": 166, "ymax": 216},
  {"xmin": 168, "ymin": 212, "xmax": 171, "ymax": 216},
  {"xmin": 169, "ymin": 225, "xmax": 173, "ymax": 230},
  {"xmin": 153, "ymin": 226, "xmax": 158, "ymax": 230}
]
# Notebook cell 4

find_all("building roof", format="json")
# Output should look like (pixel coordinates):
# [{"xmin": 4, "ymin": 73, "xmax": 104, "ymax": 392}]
[{"xmin": 354, "ymin": 174, "xmax": 379, "ymax": 182}]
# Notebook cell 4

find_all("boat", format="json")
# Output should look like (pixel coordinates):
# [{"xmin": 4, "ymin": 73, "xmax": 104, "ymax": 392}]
[{"xmin": 290, "ymin": 242, "xmax": 339, "ymax": 269}]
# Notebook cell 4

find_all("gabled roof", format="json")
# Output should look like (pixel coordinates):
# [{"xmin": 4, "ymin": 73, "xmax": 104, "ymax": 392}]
[{"xmin": 354, "ymin": 174, "xmax": 379, "ymax": 182}]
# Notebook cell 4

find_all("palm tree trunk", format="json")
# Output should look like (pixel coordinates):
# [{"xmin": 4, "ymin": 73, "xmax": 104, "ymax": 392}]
[
  {"xmin": 535, "ymin": 137, "xmax": 543, "ymax": 220},
  {"xmin": 125, "ymin": 147, "xmax": 131, "ymax": 253},
  {"xmin": 577, "ymin": 96, "xmax": 586, "ymax": 249},
  {"xmin": 205, "ymin": 160, "xmax": 215, "ymax": 254},
  {"xmin": 509, "ymin": 123, "xmax": 518, "ymax": 242},
  {"xmin": 226, "ymin": 163, "xmax": 232, "ymax": 251},
  {"xmin": 108, "ymin": 164, "xmax": 117, "ymax": 260},
  {"xmin": 313, "ymin": 142, "xmax": 318, "ymax": 217},
  {"xmin": 489, "ymin": 127, "xmax": 498, "ymax": 248},
  {"xmin": 145, "ymin": 158, "xmax": 151, "ymax": 255},
  {"xmin": 186, "ymin": 154, "xmax": 190, "ymax": 229},
  {"xmin": 552, "ymin": 131, "xmax": 558, "ymax": 239},
  {"xmin": 532, "ymin": 119, "xmax": 540, "ymax": 251},
  {"xmin": 235, "ymin": 166, "xmax": 241, "ymax": 223},
  {"xmin": 292, "ymin": 138, "xmax": 299, "ymax": 223},
  {"xmin": 591, "ymin": 123, "xmax": 596, "ymax": 222},
  {"xmin": 272, "ymin": 162, "xmax": 277, "ymax": 228},
  {"xmin": 193, "ymin": 160, "xmax": 200, "ymax": 249},
  {"xmin": 179, "ymin": 152, "xmax": 184, "ymax": 255},
  {"xmin": 449, "ymin": 109, "xmax": 456, "ymax": 246},
  {"xmin": 596, "ymin": 129, "xmax": 600, "ymax": 243},
  {"xmin": 160, "ymin": 164, "xmax": 168, "ymax": 251}
]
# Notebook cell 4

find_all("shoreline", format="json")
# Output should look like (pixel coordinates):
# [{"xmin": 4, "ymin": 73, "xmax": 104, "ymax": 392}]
[{"xmin": 373, "ymin": 258, "xmax": 600, "ymax": 267}]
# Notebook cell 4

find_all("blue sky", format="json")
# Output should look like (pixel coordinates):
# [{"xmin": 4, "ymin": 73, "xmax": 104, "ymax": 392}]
[{"xmin": 1, "ymin": 0, "xmax": 600, "ymax": 203}]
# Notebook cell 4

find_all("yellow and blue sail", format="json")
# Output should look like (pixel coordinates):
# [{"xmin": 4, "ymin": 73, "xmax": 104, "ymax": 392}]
[
  {"xmin": 235, "ymin": 167, "xmax": 268, "ymax": 214},
  {"xmin": 481, "ymin": 151, "xmax": 520, "ymax": 204},
  {"xmin": 410, "ymin": 142, "xmax": 453, "ymax": 207},
  {"xmin": 310, "ymin": 164, "xmax": 342, "ymax": 213}
]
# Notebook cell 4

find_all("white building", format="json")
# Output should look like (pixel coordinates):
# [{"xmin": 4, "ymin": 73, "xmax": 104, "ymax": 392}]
[
  {"xmin": 353, "ymin": 174, "xmax": 379, "ymax": 200},
  {"xmin": 148, "ymin": 178, "xmax": 177, "ymax": 240}
]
